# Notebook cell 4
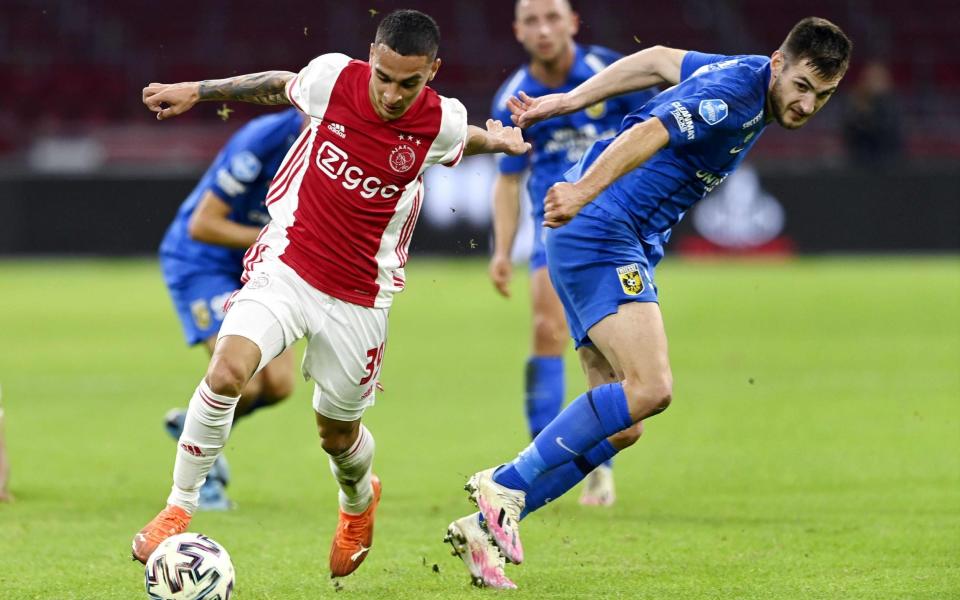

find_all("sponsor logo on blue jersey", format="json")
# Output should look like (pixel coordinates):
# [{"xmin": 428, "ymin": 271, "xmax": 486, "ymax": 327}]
[
  {"xmin": 695, "ymin": 169, "xmax": 727, "ymax": 193},
  {"xmin": 669, "ymin": 102, "xmax": 696, "ymax": 140},
  {"xmin": 698, "ymin": 99, "xmax": 728, "ymax": 125},
  {"xmin": 230, "ymin": 151, "xmax": 262, "ymax": 182},
  {"xmin": 692, "ymin": 58, "xmax": 740, "ymax": 77},
  {"xmin": 743, "ymin": 109, "xmax": 764, "ymax": 129}
]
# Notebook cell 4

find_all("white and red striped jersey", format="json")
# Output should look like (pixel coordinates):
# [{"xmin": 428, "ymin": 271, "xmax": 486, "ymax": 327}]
[{"xmin": 247, "ymin": 53, "xmax": 469, "ymax": 308}]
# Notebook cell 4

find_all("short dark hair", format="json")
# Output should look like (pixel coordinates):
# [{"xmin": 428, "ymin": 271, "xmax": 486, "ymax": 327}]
[
  {"xmin": 374, "ymin": 9, "xmax": 440, "ymax": 59},
  {"xmin": 781, "ymin": 17, "xmax": 852, "ymax": 80}
]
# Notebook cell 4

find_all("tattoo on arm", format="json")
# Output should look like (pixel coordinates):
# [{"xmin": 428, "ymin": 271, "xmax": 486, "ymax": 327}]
[{"xmin": 198, "ymin": 71, "xmax": 295, "ymax": 105}]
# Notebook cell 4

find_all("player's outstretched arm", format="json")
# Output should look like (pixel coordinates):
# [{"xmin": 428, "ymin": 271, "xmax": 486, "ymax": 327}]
[
  {"xmin": 543, "ymin": 117, "xmax": 669, "ymax": 228},
  {"xmin": 463, "ymin": 120, "xmax": 531, "ymax": 157},
  {"xmin": 188, "ymin": 191, "xmax": 264, "ymax": 249},
  {"xmin": 143, "ymin": 71, "xmax": 295, "ymax": 120},
  {"xmin": 510, "ymin": 46, "xmax": 687, "ymax": 128}
]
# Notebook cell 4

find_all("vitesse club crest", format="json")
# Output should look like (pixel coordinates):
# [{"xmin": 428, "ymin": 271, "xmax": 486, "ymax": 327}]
[
  {"xmin": 616, "ymin": 263, "xmax": 645, "ymax": 296},
  {"xmin": 585, "ymin": 101, "xmax": 607, "ymax": 120},
  {"xmin": 190, "ymin": 299, "xmax": 212, "ymax": 329}
]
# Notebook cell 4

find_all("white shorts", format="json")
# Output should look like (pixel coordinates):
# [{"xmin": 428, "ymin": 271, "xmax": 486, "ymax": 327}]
[{"xmin": 218, "ymin": 259, "xmax": 388, "ymax": 421}]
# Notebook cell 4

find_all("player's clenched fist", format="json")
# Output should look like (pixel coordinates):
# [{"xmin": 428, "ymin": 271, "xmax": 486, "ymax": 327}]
[
  {"xmin": 543, "ymin": 182, "xmax": 589, "ymax": 228},
  {"xmin": 143, "ymin": 82, "xmax": 201, "ymax": 120}
]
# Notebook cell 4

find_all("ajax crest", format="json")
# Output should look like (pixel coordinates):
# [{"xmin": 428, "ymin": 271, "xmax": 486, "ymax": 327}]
[
  {"xmin": 389, "ymin": 144, "xmax": 416, "ymax": 173},
  {"xmin": 616, "ymin": 263, "xmax": 645, "ymax": 295}
]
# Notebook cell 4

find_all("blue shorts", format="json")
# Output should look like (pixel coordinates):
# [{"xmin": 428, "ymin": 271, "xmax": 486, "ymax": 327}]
[
  {"xmin": 545, "ymin": 203, "xmax": 663, "ymax": 349},
  {"xmin": 160, "ymin": 258, "xmax": 241, "ymax": 346},
  {"xmin": 529, "ymin": 212, "xmax": 548, "ymax": 272}
]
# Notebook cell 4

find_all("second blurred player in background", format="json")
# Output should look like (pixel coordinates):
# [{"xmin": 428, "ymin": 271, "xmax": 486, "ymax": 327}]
[
  {"xmin": 158, "ymin": 108, "xmax": 305, "ymax": 509},
  {"xmin": 488, "ymin": 0, "xmax": 656, "ymax": 505}
]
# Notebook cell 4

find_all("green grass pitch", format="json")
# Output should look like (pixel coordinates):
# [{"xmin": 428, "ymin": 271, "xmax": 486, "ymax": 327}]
[{"xmin": 0, "ymin": 256, "xmax": 957, "ymax": 599}]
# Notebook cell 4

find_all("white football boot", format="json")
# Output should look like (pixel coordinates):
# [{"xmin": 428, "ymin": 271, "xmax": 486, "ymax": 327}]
[
  {"xmin": 465, "ymin": 468, "xmax": 526, "ymax": 564},
  {"xmin": 579, "ymin": 464, "xmax": 616, "ymax": 507},
  {"xmin": 444, "ymin": 512, "xmax": 516, "ymax": 590}
]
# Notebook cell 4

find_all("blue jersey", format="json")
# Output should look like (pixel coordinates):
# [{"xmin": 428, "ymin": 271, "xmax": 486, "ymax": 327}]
[
  {"xmin": 491, "ymin": 44, "xmax": 656, "ymax": 216},
  {"xmin": 159, "ymin": 108, "xmax": 304, "ymax": 283},
  {"xmin": 568, "ymin": 51, "xmax": 771, "ymax": 246}
]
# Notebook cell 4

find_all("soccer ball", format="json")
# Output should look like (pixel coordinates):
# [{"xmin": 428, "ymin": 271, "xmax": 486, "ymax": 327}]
[{"xmin": 144, "ymin": 533, "xmax": 235, "ymax": 600}]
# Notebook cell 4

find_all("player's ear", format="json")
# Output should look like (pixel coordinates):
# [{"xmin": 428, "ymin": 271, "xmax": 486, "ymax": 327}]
[
  {"xmin": 369, "ymin": 43, "xmax": 376, "ymax": 63},
  {"xmin": 428, "ymin": 58, "xmax": 441, "ymax": 81},
  {"xmin": 569, "ymin": 11, "xmax": 580, "ymax": 36},
  {"xmin": 770, "ymin": 50, "xmax": 784, "ymax": 77}
]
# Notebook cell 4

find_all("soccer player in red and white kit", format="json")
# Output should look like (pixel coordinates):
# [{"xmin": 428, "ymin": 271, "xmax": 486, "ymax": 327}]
[{"xmin": 132, "ymin": 10, "xmax": 530, "ymax": 580}]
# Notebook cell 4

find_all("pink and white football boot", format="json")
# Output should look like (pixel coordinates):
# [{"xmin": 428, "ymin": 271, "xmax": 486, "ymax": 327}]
[
  {"xmin": 465, "ymin": 468, "xmax": 525, "ymax": 564},
  {"xmin": 444, "ymin": 512, "xmax": 516, "ymax": 590}
]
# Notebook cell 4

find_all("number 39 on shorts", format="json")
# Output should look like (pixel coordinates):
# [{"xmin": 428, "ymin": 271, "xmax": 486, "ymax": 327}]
[{"xmin": 359, "ymin": 342, "xmax": 385, "ymax": 385}]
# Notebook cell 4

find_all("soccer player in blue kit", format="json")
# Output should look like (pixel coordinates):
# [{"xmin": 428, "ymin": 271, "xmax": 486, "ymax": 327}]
[
  {"xmin": 450, "ymin": 17, "xmax": 852, "ymax": 586},
  {"xmin": 158, "ymin": 108, "xmax": 306, "ymax": 509},
  {"xmin": 486, "ymin": 0, "xmax": 656, "ymax": 507}
]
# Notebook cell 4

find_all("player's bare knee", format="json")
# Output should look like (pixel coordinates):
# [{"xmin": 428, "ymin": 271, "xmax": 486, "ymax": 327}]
[
  {"xmin": 319, "ymin": 434, "xmax": 353, "ymax": 456},
  {"xmin": 621, "ymin": 376, "xmax": 673, "ymax": 421},
  {"xmin": 315, "ymin": 416, "xmax": 360, "ymax": 456},
  {"xmin": 532, "ymin": 314, "xmax": 566, "ymax": 355},
  {"xmin": 205, "ymin": 357, "xmax": 250, "ymax": 397}
]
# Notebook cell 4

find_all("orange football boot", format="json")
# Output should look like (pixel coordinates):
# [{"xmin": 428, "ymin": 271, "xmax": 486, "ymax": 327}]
[
  {"xmin": 329, "ymin": 475, "xmax": 382, "ymax": 578},
  {"xmin": 131, "ymin": 504, "xmax": 192, "ymax": 563}
]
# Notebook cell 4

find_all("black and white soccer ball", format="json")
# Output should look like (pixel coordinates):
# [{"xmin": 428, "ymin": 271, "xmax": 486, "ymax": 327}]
[{"xmin": 144, "ymin": 533, "xmax": 235, "ymax": 600}]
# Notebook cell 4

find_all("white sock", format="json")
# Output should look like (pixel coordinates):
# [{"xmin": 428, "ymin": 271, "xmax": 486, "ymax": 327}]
[
  {"xmin": 328, "ymin": 425, "xmax": 375, "ymax": 515},
  {"xmin": 167, "ymin": 380, "xmax": 239, "ymax": 513}
]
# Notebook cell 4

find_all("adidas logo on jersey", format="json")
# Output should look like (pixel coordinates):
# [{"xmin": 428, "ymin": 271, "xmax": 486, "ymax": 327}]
[{"xmin": 327, "ymin": 122, "xmax": 346, "ymax": 138}]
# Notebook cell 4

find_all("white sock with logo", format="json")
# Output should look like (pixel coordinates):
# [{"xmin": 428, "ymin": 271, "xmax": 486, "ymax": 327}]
[
  {"xmin": 167, "ymin": 380, "xmax": 239, "ymax": 513},
  {"xmin": 328, "ymin": 425, "xmax": 375, "ymax": 515}
]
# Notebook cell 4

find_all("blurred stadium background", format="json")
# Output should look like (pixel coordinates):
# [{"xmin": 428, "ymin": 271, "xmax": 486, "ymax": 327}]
[
  {"xmin": 0, "ymin": 2, "xmax": 958, "ymax": 598},
  {"xmin": 0, "ymin": 0, "xmax": 958, "ymax": 256}
]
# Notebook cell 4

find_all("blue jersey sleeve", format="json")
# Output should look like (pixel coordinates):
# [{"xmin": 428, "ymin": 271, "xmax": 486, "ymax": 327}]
[
  {"xmin": 209, "ymin": 140, "xmax": 268, "ymax": 203},
  {"xmin": 642, "ymin": 81, "xmax": 742, "ymax": 149},
  {"xmin": 490, "ymin": 76, "xmax": 530, "ymax": 175},
  {"xmin": 680, "ymin": 51, "xmax": 732, "ymax": 81},
  {"xmin": 208, "ymin": 117, "xmax": 291, "ymax": 203},
  {"xmin": 209, "ymin": 149, "xmax": 264, "ymax": 202}
]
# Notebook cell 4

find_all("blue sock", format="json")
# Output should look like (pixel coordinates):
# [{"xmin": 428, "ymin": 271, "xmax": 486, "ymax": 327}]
[
  {"xmin": 494, "ymin": 382, "xmax": 632, "ymax": 493},
  {"xmin": 519, "ymin": 439, "xmax": 618, "ymax": 519},
  {"xmin": 525, "ymin": 356, "xmax": 564, "ymax": 438}
]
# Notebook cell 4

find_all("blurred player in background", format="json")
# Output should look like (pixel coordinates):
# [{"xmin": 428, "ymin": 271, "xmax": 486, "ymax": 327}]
[
  {"xmin": 0, "ymin": 387, "xmax": 11, "ymax": 502},
  {"xmin": 132, "ymin": 10, "xmax": 529, "ymax": 585},
  {"xmin": 486, "ymin": 0, "xmax": 656, "ymax": 508},
  {"xmin": 455, "ymin": 17, "xmax": 851, "ymax": 583},
  {"xmin": 158, "ymin": 108, "xmax": 306, "ymax": 510}
]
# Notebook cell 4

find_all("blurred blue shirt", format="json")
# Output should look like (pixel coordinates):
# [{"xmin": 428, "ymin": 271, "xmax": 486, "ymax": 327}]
[
  {"xmin": 491, "ymin": 44, "xmax": 657, "ymax": 218},
  {"xmin": 159, "ymin": 108, "xmax": 303, "ymax": 283}
]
